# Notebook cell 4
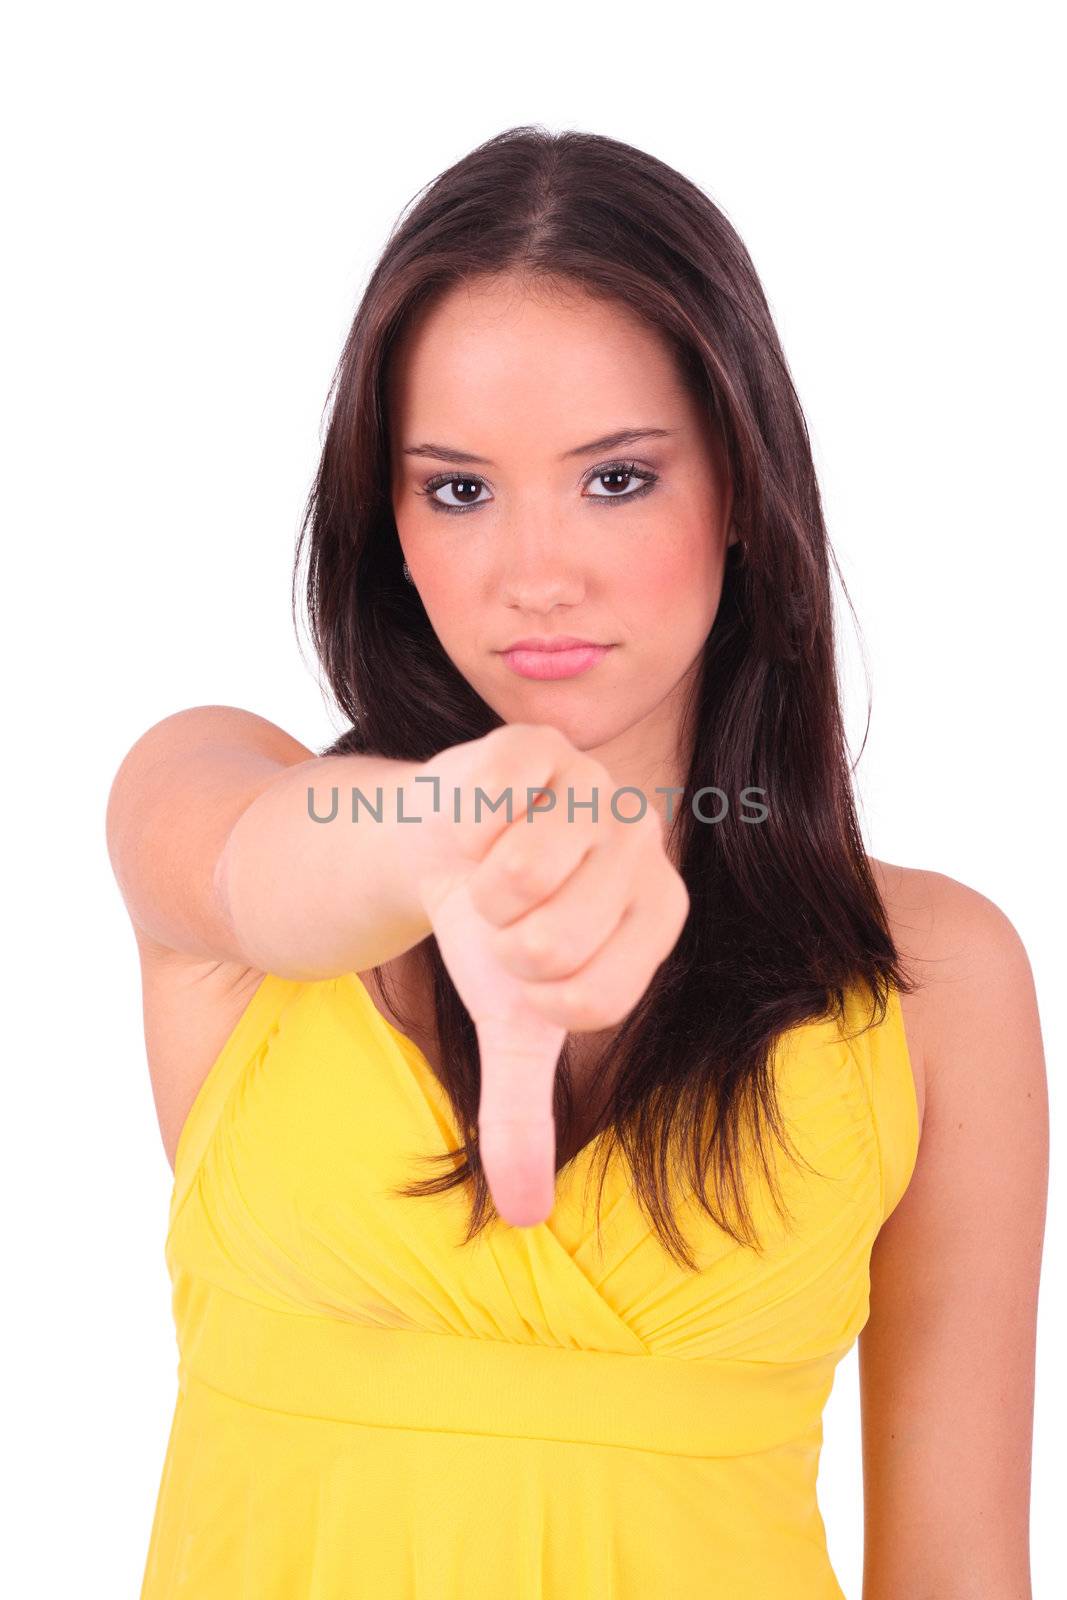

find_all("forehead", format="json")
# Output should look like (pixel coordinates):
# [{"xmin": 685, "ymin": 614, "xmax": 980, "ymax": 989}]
[{"xmin": 387, "ymin": 275, "xmax": 688, "ymax": 439}]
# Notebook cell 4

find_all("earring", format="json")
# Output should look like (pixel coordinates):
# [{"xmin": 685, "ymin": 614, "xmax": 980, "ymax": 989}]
[{"xmin": 402, "ymin": 561, "xmax": 414, "ymax": 584}]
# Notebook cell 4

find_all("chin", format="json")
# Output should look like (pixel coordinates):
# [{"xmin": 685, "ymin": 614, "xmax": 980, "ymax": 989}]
[{"xmin": 505, "ymin": 702, "xmax": 629, "ymax": 752}]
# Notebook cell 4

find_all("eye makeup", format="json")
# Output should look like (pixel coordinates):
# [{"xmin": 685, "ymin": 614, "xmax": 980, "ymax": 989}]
[{"xmin": 416, "ymin": 460, "xmax": 661, "ymax": 516}]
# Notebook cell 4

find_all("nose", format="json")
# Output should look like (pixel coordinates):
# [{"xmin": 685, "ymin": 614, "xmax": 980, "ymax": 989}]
[{"xmin": 498, "ymin": 526, "xmax": 586, "ymax": 613}]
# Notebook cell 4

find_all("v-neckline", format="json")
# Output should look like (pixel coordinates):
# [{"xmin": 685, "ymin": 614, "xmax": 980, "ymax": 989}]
[{"xmin": 344, "ymin": 971, "xmax": 616, "ymax": 1180}]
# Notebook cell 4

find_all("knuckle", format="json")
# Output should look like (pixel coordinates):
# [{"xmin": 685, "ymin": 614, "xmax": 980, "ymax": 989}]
[
  {"xmin": 625, "ymin": 811, "xmax": 657, "ymax": 850},
  {"xmin": 516, "ymin": 922, "xmax": 553, "ymax": 966},
  {"xmin": 502, "ymin": 850, "xmax": 548, "ymax": 895},
  {"xmin": 582, "ymin": 755, "xmax": 614, "ymax": 796},
  {"xmin": 558, "ymin": 982, "xmax": 615, "ymax": 1031},
  {"xmin": 508, "ymin": 721, "xmax": 568, "ymax": 759},
  {"xmin": 669, "ymin": 870, "xmax": 690, "ymax": 917},
  {"xmin": 640, "ymin": 806, "xmax": 669, "ymax": 846},
  {"xmin": 539, "ymin": 722, "xmax": 572, "ymax": 753},
  {"xmin": 659, "ymin": 880, "xmax": 690, "ymax": 946},
  {"xmin": 475, "ymin": 764, "xmax": 513, "ymax": 807},
  {"xmin": 614, "ymin": 805, "xmax": 655, "ymax": 852}
]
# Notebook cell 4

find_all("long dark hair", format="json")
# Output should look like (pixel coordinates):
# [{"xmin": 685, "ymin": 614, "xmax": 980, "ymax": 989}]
[{"xmin": 293, "ymin": 124, "xmax": 912, "ymax": 1271}]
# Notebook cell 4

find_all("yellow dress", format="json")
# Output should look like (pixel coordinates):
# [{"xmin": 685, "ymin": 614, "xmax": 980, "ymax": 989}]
[{"xmin": 140, "ymin": 969, "xmax": 919, "ymax": 1599}]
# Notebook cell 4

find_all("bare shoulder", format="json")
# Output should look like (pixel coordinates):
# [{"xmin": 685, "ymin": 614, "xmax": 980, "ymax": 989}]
[
  {"xmin": 869, "ymin": 854, "xmax": 1044, "ymax": 1113},
  {"xmin": 868, "ymin": 853, "xmax": 1036, "ymax": 988},
  {"xmin": 859, "ymin": 857, "xmax": 1048, "ymax": 1591}
]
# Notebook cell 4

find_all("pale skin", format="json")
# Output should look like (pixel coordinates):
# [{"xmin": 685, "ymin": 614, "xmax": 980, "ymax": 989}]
[{"xmin": 107, "ymin": 274, "xmax": 1047, "ymax": 1597}]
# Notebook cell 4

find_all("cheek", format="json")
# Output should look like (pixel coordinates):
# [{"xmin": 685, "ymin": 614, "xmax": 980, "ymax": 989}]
[
  {"xmin": 416, "ymin": 564, "xmax": 481, "ymax": 651},
  {"xmin": 623, "ymin": 536, "xmax": 720, "ymax": 636}
]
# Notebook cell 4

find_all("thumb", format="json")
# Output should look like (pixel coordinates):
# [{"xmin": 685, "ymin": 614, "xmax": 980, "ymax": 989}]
[{"xmin": 474, "ymin": 1009, "xmax": 567, "ymax": 1228}]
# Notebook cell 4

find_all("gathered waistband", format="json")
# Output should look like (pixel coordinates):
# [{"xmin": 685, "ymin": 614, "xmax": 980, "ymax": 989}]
[{"xmin": 175, "ymin": 1277, "xmax": 838, "ymax": 1459}]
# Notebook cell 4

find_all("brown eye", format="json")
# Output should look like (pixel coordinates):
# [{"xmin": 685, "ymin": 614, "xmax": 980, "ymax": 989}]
[
  {"xmin": 421, "ymin": 475, "xmax": 490, "ymax": 514},
  {"xmin": 583, "ymin": 461, "xmax": 659, "ymax": 503},
  {"xmin": 418, "ymin": 461, "xmax": 659, "ymax": 516}
]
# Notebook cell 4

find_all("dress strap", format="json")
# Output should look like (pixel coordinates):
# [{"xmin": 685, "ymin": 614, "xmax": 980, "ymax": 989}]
[
  {"xmin": 861, "ymin": 982, "xmax": 921, "ymax": 1223},
  {"xmin": 169, "ymin": 972, "xmax": 303, "ymax": 1225}
]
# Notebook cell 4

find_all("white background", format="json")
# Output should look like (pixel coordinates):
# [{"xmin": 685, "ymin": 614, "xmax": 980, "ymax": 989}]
[{"xmin": 3, "ymin": 2, "xmax": 1062, "ymax": 1594}]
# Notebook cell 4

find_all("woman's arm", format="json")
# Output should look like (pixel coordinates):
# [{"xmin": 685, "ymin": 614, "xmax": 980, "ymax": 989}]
[
  {"xmin": 105, "ymin": 703, "xmax": 433, "ymax": 977},
  {"xmin": 859, "ymin": 869, "xmax": 1048, "ymax": 1599}
]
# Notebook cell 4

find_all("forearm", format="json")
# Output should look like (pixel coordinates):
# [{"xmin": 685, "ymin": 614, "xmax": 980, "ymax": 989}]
[{"xmin": 215, "ymin": 753, "xmax": 434, "ymax": 979}]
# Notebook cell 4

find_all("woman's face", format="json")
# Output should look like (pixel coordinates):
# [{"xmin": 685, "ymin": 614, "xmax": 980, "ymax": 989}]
[{"xmin": 388, "ymin": 274, "xmax": 735, "ymax": 776}]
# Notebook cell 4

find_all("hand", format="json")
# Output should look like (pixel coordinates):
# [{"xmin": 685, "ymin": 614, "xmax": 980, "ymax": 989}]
[{"xmin": 411, "ymin": 724, "xmax": 690, "ymax": 1227}]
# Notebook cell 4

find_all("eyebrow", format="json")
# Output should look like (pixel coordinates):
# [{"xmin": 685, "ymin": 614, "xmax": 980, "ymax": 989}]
[{"xmin": 401, "ymin": 426, "xmax": 678, "ymax": 467}]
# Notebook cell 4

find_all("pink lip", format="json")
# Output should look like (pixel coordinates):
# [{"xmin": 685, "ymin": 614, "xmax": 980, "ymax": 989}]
[
  {"xmin": 501, "ymin": 644, "xmax": 614, "ymax": 680},
  {"xmin": 503, "ymin": 635, "xmax": 605, "ymax": 652}
]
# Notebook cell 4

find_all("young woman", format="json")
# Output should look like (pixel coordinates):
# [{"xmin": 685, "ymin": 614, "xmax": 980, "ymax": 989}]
[{"xmin": 108, "ymin": 126, "xmax": 1048, "ymax": 1599}]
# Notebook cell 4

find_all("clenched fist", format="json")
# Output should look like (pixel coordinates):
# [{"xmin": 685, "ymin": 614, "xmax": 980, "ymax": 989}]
[{"xmin": 410, "ymin": 724, "xmax": 690, "ymax": 1227}]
